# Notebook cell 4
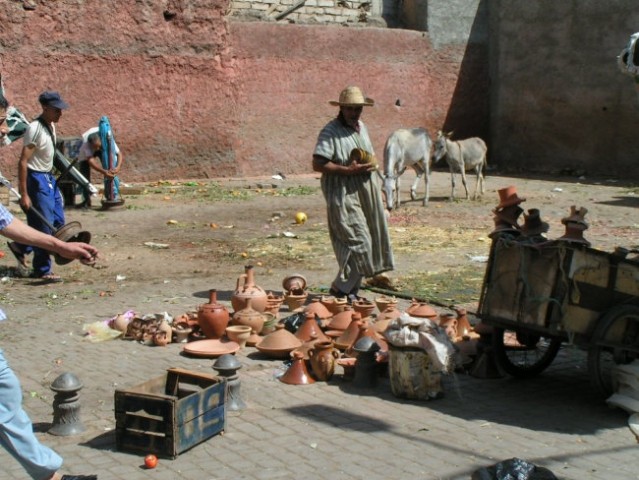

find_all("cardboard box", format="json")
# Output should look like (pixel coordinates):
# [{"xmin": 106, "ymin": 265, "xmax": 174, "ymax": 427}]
[{"xmin": 114, "ymin": 368, "xmax": 226, "ymax": 458}]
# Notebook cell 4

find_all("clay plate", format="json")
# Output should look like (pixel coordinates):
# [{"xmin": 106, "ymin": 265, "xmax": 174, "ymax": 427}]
[{"xmin": 182, "ymin": 339, "xmax": 240, "ymax": 358}]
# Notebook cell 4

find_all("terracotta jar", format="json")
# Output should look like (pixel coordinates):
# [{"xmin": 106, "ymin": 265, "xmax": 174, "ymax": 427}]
[
  {"xmin": 295, "ymin": 312, "xmax": 330, "ymax": 343},
  {"xmin": 198, "ymin": 289, "xmax": 230, "ymax": 339},
  {"xmin": 232, "ymin": 298, "xmax": 265, "ymax": 335},
  {"xmin": 256, "ymin": 325, "xmax": 302, "ymax": 359},
  {"xmin": 280, "ymin": 351, "xmax": 315, "ymax": 385},
  {"xmin": 232, "ymin": 265, "xmax": 268, "ymax": 313},
  {"xmin": 303, "ymin": 298, "xmax": 333, "ymax": 320},
  {"xmin": 309, "ymin": 341, "xmax": 340, "ymax": 381},
  {"xmin": 406, "ymin": 300, "xmax": 438, "ymax": 321}
]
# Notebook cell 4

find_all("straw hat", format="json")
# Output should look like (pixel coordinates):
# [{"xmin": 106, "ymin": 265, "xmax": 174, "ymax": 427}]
[{"xmin": 329, "ymin": 86, "xmax": 375, "ymax": 107}]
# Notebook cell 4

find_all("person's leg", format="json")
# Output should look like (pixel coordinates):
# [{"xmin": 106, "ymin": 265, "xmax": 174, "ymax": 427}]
[
  {"xmin": 27, "ymin": 173, "xmax": 56, "ymax": 277},
  {"xmin": 0, "ymin": 350, "xmax": 63, "ymax": 480},
  {"xmin": 78, "ymin": 161, "xmax": 91, "ymax": 207},
  {"xmin": 330, "ymin": 254, "xmax": 363, "ymax": 299}
]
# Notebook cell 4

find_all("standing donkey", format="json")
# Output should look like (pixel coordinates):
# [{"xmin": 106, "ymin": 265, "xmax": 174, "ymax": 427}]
[
  {"xmin": 432, "ymin": 130, "xmax": 487, "ymax": 201},
  {"xmin": 382, "ymin": 128, "xmax": 433, "ymax": 210}
]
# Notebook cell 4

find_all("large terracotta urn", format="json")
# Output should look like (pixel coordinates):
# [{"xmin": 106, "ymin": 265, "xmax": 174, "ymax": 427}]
[
  {"xmin": 232, "ymin": 265, "xmax": 268, "ymax": 313},
  {"xmin": 308, "ymin": 341, "xmax": 340, "ymax": 381},
  {"xmin": 198, "ymin": 289, "xmax": 230, "ymax": 339}
]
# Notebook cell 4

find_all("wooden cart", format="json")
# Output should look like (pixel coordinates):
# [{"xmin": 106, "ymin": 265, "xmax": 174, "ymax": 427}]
[{"xmin": 478, "ymin": 237, "xmax": 639, "ymax": 395}]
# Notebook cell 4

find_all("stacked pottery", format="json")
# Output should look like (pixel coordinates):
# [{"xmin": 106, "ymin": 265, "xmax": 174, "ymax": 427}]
[
  {"xmin": 308, "ymin": 340, "xmax": 340, "ymax": 381},
  {"xmin": 198, "ymin": 289, "xmax": 230, "ymax": 339},
  {"xmin": 256, "ymin": 324, "xmax": 302, "ymax": 359},
  {"xmin": 282, "ymin": 274, "xmax": 308, "ymax": 311},
  {"xmin": 303, "ymin": 298, "xmax": 333, "ymax": 327},
  {"xmin": 326, "ymin": 306, "xmax": 356, "ymax": 337},
  {"xmin": 264, "ymin": 292, "xmax": 285, "ymax": 319},
  {"xmin": 232, "ymin": 299, "xmax": 265, "ymax": 347},
  {"xmin": 232, "ymin": 265, "xmax": 268, "ymax": 313},
  {"xmin": 280, "ymin": 351, "xmax": 315, "ymax": 385}
]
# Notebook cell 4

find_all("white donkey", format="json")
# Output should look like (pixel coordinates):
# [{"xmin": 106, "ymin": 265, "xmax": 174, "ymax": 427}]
[
  {"xmin": 382, "ymin": 128, "xmax": 432, "ymax": 210},
  {"xmin": 433, "ymin": 130, "xmax": 487, "ymax": 200}
]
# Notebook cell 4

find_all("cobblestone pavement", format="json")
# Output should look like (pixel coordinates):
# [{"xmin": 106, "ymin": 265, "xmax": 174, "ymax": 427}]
[{"xmin": 0, "ymin": 280, "xmax": 636, "ymax": 480}]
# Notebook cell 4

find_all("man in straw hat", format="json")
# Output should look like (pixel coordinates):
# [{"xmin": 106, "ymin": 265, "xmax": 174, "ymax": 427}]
[{"xmin": 312, "ymin": 86, "xmax": 394, "ymax": 301}]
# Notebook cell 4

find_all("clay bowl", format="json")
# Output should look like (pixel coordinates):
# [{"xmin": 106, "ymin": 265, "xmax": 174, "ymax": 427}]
[
  {"xmin": 352, "ymin": 299, "xmax": 375, "ymax": 319},
  {"xmin": 282, "ymin": 274, "xmax": 307, "ymax": 293},
  {"xmin": 225, "ymin": 325, "xmax": 252, "ymax": 348}
]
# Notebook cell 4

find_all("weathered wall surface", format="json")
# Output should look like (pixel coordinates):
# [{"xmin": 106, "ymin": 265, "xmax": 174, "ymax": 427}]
[
  {"xmin": 0, "ymin": 0, "xmax": 486, "ymax": 181},
  {"xmin": 490, "ymin": 1, "xmax": 639, "ymax": 177}
]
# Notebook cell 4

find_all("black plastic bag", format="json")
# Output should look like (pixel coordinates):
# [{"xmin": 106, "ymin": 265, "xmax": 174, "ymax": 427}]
[{"xmin": 471, "ymin": 458, "xmax": 557, "ymax": 480}]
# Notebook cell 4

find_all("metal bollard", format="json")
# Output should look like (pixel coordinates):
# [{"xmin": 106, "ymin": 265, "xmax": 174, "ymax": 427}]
[
  {"xmin": 49, "ymin": 372, "xmax": 86, "ymax": 436},
  {"xmin": 213, "ymin": 354, "xmax": 246, "ymax": 411},
  {"xmin": 352, "ymin": 336, "xmax": 380, "ymax": 388}
]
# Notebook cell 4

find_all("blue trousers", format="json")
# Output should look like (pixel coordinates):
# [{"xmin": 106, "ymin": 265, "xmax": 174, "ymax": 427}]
[
  {"xmin": 14, "ymin": 171, "xmax": 65, "ymax": 276},
  {"xmin": 0, "ymin": 349, "xmax": 63, "ymax": 479}
]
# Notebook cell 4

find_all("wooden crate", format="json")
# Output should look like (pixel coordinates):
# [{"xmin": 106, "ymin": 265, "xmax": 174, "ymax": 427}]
[{"xmin": 114, "ymin": 368, "xmax": 226, "ymax": 458}]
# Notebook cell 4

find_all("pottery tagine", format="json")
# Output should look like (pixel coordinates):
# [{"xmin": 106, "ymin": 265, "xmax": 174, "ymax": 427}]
[
  {"xmin": 256, "ymin": 324, "xmax": 303, "ymax": 359},
  {"xmin": 280, "ymin": 350, "xmax": 315, "ymax": 385}
]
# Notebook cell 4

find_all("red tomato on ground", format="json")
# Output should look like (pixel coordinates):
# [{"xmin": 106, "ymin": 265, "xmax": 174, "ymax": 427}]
[{"xmin": 144, "ymin": 454, "xmax": 158, "ymax": 469}]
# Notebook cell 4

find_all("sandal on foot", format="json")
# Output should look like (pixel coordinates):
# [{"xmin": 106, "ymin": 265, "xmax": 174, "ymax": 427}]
[
  {"xmin": 37, "ymin": 272, "xmax": 63, "ymax": 283},
  {"xmin": 7, "ymin": 242, "xmax": 27, "ymax": 268}
]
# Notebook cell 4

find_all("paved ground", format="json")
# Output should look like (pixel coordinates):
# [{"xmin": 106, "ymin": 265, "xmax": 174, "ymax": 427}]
[
  {"xmin": 1, "ymin": 282, "xmax": 636, "ymax": 480},
  {"xmin": 1, "ymin": 171, "xmax": 638, "ymax": 480}
]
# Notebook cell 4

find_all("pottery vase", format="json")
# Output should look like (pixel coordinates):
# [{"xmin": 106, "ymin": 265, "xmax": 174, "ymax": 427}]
[
  {"xmin": 280, "ymin": 351, "xmax": 315, "ymax": 385},
  {"xmin": 198, "ymin": 289, "xmax": 230, "ymax": 339},
  {"xmin": 226, "ymin": 325, "xmax": 252, "ymax": 348},
  {"xmin": 309, "ymin": 340, "xmax": 340, "ymax": 381},
  {"xmin": 232, "ymin": 265, "xmax": 268, "ymax": 313},
  {"xmin": 232, "ymin": 298, "xmax": 265, "ymax": 336}
]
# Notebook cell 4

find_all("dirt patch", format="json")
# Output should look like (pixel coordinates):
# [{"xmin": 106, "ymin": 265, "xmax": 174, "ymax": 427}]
[{"xmin": 1, "ymin": 170, "xmax": 637, "ymax": 321}]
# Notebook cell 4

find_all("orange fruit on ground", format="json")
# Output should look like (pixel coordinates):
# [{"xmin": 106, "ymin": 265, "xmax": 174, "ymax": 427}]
[{"xmin": 144, "ymin": 454, "xmax": 158, "ymax": 469}]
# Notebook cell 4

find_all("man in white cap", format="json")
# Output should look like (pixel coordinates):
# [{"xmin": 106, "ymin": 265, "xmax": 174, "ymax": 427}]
[
  {"xmin": 312, "ymin": 86, "xmax": 394, "ymax": 301},
  {"xmin": 8, "ymin": 91, "xmax": 69, "ymax": 283}
]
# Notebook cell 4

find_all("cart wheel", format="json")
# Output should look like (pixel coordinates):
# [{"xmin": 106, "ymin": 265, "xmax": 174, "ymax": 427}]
[
  {"xmin": 587, "ymin": 304, "xmax": 639, "ymax": 397},
  {"xmin": 492, "ymin": 327, "xmax": 562, "ymax": 378}
]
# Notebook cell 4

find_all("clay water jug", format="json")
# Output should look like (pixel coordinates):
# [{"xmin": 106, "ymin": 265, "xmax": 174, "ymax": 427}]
[
  {"xmin": 232, "ymin": 265, "xmax": 268, "ymax": 313},
  {"xmin": 309, "ymin": 341, "xmax": 340, "ymax": 381},
  {"xmin": 232, "ymin": 298, "xmax": 265, "ymax": 336},
  {"xmin": 198, "ymin": 289, "xmax": 230, "ymax": 339}
]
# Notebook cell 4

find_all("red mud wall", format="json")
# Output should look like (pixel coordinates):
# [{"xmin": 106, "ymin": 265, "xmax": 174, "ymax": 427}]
[{"xmin": 0, "ymin": 1, "xmax": 477, "ymax": 181}]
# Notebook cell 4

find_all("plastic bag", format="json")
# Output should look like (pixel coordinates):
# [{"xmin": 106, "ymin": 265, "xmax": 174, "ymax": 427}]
[{"xmin": 471, "ymin": 458, "xmax": 557, "ymax": 480}]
